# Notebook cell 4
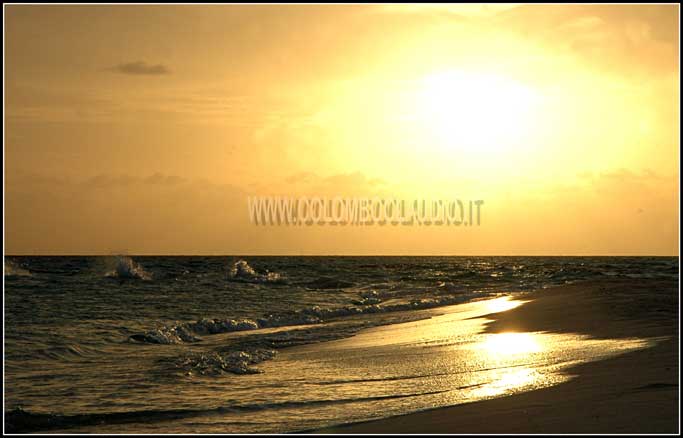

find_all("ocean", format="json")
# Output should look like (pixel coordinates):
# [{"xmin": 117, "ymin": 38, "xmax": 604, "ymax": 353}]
[{"xmin": 4, "ymin": 256, "xmax": 678, "ymax": 433}]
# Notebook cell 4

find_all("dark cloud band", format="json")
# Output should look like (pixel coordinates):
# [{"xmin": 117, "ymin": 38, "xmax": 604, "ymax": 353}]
[{"xmin": 110, "ymin": 61, "xmax": 170, "ymax": 75}]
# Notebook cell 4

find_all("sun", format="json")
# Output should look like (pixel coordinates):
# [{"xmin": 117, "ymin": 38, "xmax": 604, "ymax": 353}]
[{"xmin": 416, "ymin": 70, "xmax": 539, "ymax": 154}]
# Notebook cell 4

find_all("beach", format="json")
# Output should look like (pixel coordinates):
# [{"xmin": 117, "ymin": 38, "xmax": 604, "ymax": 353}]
[
  {"xmin": 4, "ymin": 258, "xmax": 679, "ymax": 434},
  {"xmin": 314, "ymin": 278, "xmax": 679, "ymax": 434}
]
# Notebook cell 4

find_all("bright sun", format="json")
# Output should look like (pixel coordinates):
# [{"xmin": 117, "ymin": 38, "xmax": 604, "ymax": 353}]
[{"xmin": 416, "ymin": 70, "xmax": 539, "ymax": 154}]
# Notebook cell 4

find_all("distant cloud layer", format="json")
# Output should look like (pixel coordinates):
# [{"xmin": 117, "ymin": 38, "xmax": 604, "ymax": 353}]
[{"xmin": 110, "ymin": 61, "xmax": 170, "ymax": 75}]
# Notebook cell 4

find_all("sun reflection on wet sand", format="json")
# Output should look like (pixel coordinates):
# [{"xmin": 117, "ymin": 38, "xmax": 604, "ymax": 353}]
[
  {"xmin": 480, "ymin": 332, "xmax": 543, "ymax": 356},
  {"xmin": 460, "ymin": 329, "xmax": 658, "ymax": 399},
  {"xmin": 483, "ymin": 296, "xmax": 528, "ymax": 314},
  {"xmin": 473, "ymin": 368, "xmax": 542, "ymax": 397}
]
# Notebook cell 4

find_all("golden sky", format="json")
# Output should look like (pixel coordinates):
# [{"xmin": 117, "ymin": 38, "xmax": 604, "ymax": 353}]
[{"xmin": 5, "ymin": 4, "xmax": 680, "ymax": 255}]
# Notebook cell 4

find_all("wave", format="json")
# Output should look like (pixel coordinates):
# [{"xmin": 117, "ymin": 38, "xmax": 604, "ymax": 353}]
[
  {"xmin": 227, "ymin": 259, "xmax": 285, "ymax": 284},
  {"xmin": 170, "ymin": 348, "xmax": 277, "ymax": 376},
  {"xmin": 4, "ymin": 260, "xmax": 31, "ymax": 277},
  {"xmin": 128, "ymin": 292, "xmax": 481, "ymax": 346},
  {"xmin": 129, "ymin": 325, "xmax": 200, "ymax": 344},
  {"xmin": 351, "ymin": 290, "xmax": 382, "ymax": 306},
  {"xmin": 5, "ymin": 388, "xmax": 452, "ymax": 433},
  {"xmin": 129, "ymin": 313, "xmax": 320, "ymax": 345},
  {"xmin": 37, "ymin": 344, "xmax": 102, "ymax": 361},
  {"xmin": 131, "ymin": 295, "xmax": 473, "ymax": 378},
  {"xmin": 105, "ymin": 256, "xmax": 151, "ymax": 281}
]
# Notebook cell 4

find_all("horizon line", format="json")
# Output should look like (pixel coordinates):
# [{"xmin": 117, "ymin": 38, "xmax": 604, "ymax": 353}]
[{"xmin": 3, "ymin": 253, "xmax": 680, "ymax": 257}]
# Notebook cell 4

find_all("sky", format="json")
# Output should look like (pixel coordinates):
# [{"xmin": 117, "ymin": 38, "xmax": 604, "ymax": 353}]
[{"xmin": 4, "ymin": 4, "xmax": 680, "ymax": 255}]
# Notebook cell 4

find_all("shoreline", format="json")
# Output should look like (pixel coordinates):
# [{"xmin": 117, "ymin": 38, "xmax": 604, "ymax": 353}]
[
  {"xmin": 4, "ymin": 278, "xmax": 678, "ymax": 434},
  {"xmin": 310, "ymin": 278, "xmax": 679, "ymax": 434}
]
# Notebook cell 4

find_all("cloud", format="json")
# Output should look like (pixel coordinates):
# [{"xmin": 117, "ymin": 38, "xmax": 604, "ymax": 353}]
[
  {"xmin": 110, "ymin": 61, "xmax": 170, "ymax": 75},
  {"xmin": 145, "ymin": 172, "xmax": 186, "ymax": 185},
  {"xmin": 277, "ymin": 171, "xmax": 387, "ymax": 196},
  {"xmin": 6, "ymin": 83, "xmax": 258, "ymax": 125},
  {"xmin": 494, "ymin": 4, "xmax": 678, "ymax": 77},
  {"xmin": 84, "ymin": 173, "xmax": 140, "ymax": 188},
  {"xmin": 77, "ymin": 172, "xmax": 188, "ymax": 189},
  {"xmin": 285, "ymin": 171, "xmax": 316, "ymax": 184}
]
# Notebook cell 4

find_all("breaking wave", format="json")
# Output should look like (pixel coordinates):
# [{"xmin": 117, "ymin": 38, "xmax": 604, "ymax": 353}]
[
  {"xmin": 125, "ymin": 287, "xmax": 484, "ymax": 378},
  {"xmin": 227, "ymin": 259, "xmax": 285, "ymax": 283},
  {"xmin": 128, "ymin": 292, "xmax": 480, "ymax": 346},
  {"xmin": 170, "ymin": 348, "xmax": 277, "ymax": 376},
  {"xmin": 4, "ymin": 260, "xmax": 31, "ymax": 277},
  {"xmin": 105, "ymin": 256, "xmax": 152, "ymax": 281}
]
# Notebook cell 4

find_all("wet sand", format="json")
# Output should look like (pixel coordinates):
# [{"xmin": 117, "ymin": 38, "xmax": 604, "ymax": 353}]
[{"xmin": 313, "ymin": 279, "xmax": 679, "ymax": 434}]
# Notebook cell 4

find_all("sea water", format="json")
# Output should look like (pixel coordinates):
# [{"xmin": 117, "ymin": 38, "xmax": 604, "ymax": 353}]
[{"xmin": 4, "ymin": 256, "xmax": 677, "ymax": 432}]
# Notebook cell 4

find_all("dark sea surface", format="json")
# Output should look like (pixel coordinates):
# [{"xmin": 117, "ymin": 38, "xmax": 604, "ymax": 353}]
[{"xmin": 4, "ymin": 256, "xmax": 678, "ymax": 433}]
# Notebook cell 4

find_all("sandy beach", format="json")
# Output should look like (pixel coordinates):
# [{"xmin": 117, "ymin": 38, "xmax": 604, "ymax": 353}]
[{"xmin": 313, "ymin": 279, "xmax": 679, "ymax": 434}]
